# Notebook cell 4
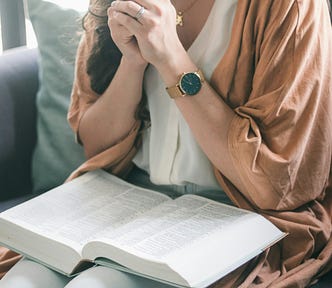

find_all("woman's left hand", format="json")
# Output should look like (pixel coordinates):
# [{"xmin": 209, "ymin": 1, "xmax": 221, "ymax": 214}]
[{"xmin": 110, "ymin": 0, "xmax": 185, "ymax": 68}]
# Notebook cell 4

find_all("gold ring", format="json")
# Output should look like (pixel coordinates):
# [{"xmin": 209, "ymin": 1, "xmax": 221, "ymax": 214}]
[{"xmin": 135, "ymin": 6, "xmax": 145, "ymax": 21}]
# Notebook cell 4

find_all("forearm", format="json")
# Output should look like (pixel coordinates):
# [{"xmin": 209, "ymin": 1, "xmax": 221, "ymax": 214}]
[
  {"xmin": 175, "ymin": 85, "xmax": 237, "ymax": 182},
  {"xmin": 156, "ymin": 49, "xmax": 242, "ymax": 191},
  {"xmin": 79, "ymin": 57, "xmax": 146, "ymax": 158}
]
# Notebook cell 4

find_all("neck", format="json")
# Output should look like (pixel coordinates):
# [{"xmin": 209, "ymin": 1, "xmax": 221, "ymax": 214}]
[{"xmin": 172, "ymin": 0, "xmax": 201, "ymax": 27}]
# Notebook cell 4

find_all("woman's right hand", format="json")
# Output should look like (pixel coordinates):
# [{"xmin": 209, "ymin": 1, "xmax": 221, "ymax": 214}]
[{"xmin": 108, "ymin": 6, "xmax": 148, "ymax": 68}]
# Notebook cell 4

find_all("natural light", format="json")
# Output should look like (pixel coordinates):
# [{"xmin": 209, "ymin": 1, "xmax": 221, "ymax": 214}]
[
  {"xmin": 0, "ymin": 0, "xmax": 89, "ymax": 53},
  {"xmin": 0, "ymin": 19, "xmax": 2, "ymax": 53},
  {"xmin": 44, "ymin": 0, "xmax": 89, "ymax": 11},
  {"xmin": 26, "ymin": 0, "xmax": 89, "ymax": 48}
]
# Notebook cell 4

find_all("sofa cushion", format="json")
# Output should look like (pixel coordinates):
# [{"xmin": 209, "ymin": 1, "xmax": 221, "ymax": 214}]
[
  {"xmin": 25, "ymin": 0, "xmax": 87, "ymax": 194},
  {"xmin": 312, "ymin": 272, "xmax": 332, "ymax": 287}
]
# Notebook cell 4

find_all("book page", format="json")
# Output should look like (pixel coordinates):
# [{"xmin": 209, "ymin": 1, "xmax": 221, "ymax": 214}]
[
  {"xmin": 84, "ymin": 194, "xmax": 284, "ymax": 287},
  {"xmin": 0, "ymin": 170, "xmax": 170, "ymax": 250},
  {"xmin": 90, "ymin": 194, "xmax": 252, "ymax": 257}
]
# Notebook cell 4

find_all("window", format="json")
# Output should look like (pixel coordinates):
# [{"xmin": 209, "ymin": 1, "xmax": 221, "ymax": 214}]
[
  {"xmin": 0, "ymin": 16, "xmax": 2, "ymax": 54},
  {"xmin": 26, "ymin": 19, "xmax": 37, "ymax": 50},
  {"xmin": 0, "ymin": 0, "xmax": 88, "ymax": 54}
]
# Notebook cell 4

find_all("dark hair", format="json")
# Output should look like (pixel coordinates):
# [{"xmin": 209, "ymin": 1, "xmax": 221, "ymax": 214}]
[{"xmin": 83, "ymin": 0, "xmax": 150, "ymax": 124}]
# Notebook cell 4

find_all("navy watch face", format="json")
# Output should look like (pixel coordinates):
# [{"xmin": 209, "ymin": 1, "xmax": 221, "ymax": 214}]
[{"xmin": 180, "ymin": 72, "xmax": 202, "ymax": 96}]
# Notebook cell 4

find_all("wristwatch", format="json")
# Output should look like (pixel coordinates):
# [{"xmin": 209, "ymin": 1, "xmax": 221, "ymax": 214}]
[{"xmin": 166, "ymin": 70, "xmax": 205, "ymax": 99}]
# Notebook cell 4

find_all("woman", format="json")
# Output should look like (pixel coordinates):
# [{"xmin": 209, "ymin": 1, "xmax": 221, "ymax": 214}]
[{"xmin": 1, "ymin": 0, "xmax": 332, "ymax": 287}]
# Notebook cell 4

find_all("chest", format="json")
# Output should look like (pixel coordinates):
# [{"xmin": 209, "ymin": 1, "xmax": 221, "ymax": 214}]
[{"xmin": 174, "ymin": 0, "xmax": 215, "ymax": 50}]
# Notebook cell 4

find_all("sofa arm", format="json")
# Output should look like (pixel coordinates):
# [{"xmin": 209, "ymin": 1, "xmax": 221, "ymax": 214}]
[{"xmin": 0, "ymin": 47, "xmax": 39, "ymax": 200}]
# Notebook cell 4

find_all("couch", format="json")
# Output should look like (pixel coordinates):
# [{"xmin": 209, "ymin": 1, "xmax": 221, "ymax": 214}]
[{"xmin": 0, "ymin": 47, "xmax": 39, "ymax": 209}]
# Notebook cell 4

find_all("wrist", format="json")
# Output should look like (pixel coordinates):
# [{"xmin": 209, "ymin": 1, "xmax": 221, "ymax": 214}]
[
  {"xmin": 155, "ymin": 47, "xmax": 197, "ymax": 87},
  {"xmin": 120, "ymin": 57, "xmax": 148, "ymax": 73}
]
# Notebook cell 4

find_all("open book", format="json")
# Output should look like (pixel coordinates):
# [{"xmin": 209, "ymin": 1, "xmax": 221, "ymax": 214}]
[{"xmin": 0, "ymin": 170, "xmax": 285, "ymax": 288}]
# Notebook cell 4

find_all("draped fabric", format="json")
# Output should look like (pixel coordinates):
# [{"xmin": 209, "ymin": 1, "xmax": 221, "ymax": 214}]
[
  {"xmin": 1, "ymin": 0, "xmax": 331, "ymax": 287},
  {"xmin": 67, "ymin": 0, "xmax": 332, "ymax": 287}
]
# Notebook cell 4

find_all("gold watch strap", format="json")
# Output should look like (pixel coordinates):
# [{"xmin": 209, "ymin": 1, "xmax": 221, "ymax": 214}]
[
  {"xmin": 166, "ymin": 84, "xmax": 184, "ymax": 99},
  {"xmin": 166, "ymin": 70, "xmax": 205, "ymax": 99}
]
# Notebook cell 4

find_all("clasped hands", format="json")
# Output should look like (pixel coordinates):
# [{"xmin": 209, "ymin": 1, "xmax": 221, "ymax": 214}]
[{"xmin": 108, "ymin": 0, "xmax": 183, "ymax": 69}]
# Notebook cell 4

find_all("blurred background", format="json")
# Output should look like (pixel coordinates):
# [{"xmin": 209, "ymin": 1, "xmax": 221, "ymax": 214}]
[
  {"xmin": 0, "ymin": 0, "xmax": 331, "ymax": 55},
  {"xmin": 0, "ymin": 0, "xmax": 89, "ymax": 54}
]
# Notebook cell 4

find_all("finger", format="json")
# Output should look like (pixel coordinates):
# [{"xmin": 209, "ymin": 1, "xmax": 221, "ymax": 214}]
[
  {"xmin": 108, "ymin": 11, "xmax": 137, "ymax": 47},
  {"xmin": 108, "ymin": 7, "xmax": 134, "ymax": 38},
  {"xmin": 111, "ymin": 0, "xmax": 149, "ymax": 23},
  {"xmin": 108, "ymin": 6, "xmax": 137, "ymax": 28},
  {"xmin": 111, "ymin": 8, "xmax": 142, "ymax": 35},
  {"xmin": 112, "ymin": 0, "xmax": 155, "ymax": 11},
  {"xmin": 107, "ymin": 7, "xmax": 122, "ymax": 29},
  {"xmin": 130, "ymin": 0, "xmax": 157, "ymax": 10}
]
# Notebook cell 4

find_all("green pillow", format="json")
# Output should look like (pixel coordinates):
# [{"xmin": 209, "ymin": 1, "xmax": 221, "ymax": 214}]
[{"xmin": 26, "ymin": 0, "xmax": 87, "ymax": 193}]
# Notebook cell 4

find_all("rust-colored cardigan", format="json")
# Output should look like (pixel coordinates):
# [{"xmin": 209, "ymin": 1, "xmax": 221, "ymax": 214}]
[{"xmin": 1, "ymin": 0, "xmax": 331, "ymax": 287}]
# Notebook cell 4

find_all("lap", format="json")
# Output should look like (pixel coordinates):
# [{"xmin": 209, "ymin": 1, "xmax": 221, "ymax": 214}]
[
  {"xmin": 0, "ymin": 258, "xmax": 69, "ymax": 288},
  {"xmin": 0, "ymin": 258, "xmax": 173, "ymax": 288},
  {"xmin": 66, "ymin": 266, "xmax": 173, "ymax": 288}
]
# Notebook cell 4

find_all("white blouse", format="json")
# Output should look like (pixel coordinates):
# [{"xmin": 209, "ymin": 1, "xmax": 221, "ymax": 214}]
[{"xmin": 133, "ymin": 0, "xmax": 238, "ymax": 190}]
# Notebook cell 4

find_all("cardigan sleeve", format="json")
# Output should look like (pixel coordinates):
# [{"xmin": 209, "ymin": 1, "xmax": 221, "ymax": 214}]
[
  {"xmin": 214, "ymin": 0, "xmax": 332, "ymax": 211},
  {"xmin": 67, "ymin": 10, "xmax": 99, "ymax": 137},
  {"xmin": 67, "ymin": 5, "xmax": 141, "ymax": 179}
]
